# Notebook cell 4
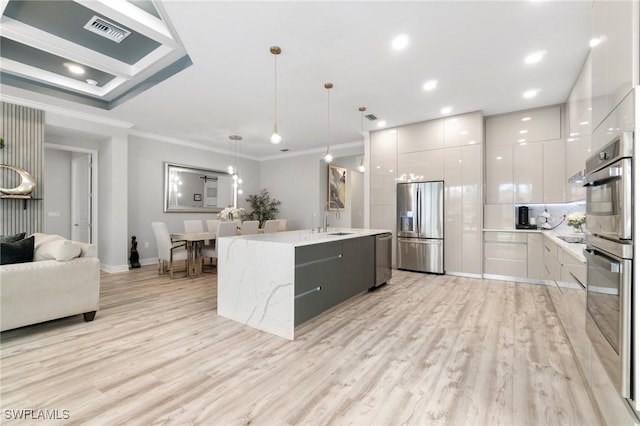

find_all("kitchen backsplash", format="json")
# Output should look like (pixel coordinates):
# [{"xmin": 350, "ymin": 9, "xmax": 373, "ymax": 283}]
[{"xmin": 484, "ymin": 202, "xmax": 586, "ymax": 233}]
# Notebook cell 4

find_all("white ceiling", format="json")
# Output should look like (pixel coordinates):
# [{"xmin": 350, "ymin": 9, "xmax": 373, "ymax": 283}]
[{"xmin": 1, "ymin": 1, "xmax": 593, "ymax": 159}]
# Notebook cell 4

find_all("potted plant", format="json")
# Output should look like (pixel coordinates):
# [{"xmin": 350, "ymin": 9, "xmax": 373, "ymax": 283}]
[
  {"xmin": 566, "ymin": 211, "xmax": 586, "ymax": 233},
  {"xmin": 245, "ymin": 190, "xmax": 281, "ymax": 227}
]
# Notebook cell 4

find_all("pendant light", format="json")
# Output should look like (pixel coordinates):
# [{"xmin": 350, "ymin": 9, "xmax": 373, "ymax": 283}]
[
  {"xmin": 323, "ymin": 82, "xmax": 334, "ymax": 163},
  {"xmin": 269, "ymin": 46, "xmax": 282, "ymax": 144},
  {"xmin": 229, "ymin": 135, "xmax": 243, "ymax": 207},
  {"xmin": 358, "ymin": 106, "xmax": 366, "ymax": 172}
]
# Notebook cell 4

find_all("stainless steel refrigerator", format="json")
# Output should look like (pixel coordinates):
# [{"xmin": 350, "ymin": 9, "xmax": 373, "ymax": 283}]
[{"xmin": 397, "ymin": 181, "xmax": 444, "ymax": 274}]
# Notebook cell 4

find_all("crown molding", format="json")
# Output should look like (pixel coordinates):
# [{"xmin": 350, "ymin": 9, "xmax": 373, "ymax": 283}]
[
  {"xmin": 0, "ymin": 94, "xmax": 134, "ymax": 128},
  {"xmin": 260, "ymin": 141, "xmax": 364, "ymax": 162}
]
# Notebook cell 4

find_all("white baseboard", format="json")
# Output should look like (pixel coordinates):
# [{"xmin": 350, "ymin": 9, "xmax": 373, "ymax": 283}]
[
  {"xmin": 447, "ymin": 271, "xmax": 483, "ymax": 279},
  {"xmin": 482, "ymin": 273, "xmax": 547, "ymax": 286},
  {"xmin": 140, "ymin": 257, "xmax": 158, "ymax": 266},
  {"xmin": 100, "ymin": 263, "xmax": 129, "ymax": 273}
]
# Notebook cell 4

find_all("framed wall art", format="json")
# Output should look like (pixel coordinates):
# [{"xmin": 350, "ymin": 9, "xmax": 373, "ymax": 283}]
[{"xmin": 328, "ymin": 164, "xmax": 346, "ymax": 210}]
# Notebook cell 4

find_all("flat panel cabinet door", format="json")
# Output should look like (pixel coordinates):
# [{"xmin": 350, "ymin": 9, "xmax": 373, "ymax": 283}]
[
  {"xmin": 485, "ymin": 145, "xmax": 514, "ymax": 204},
  {"xmin": 397, "ymin": 120, "xmax": 444, "ymax": 153},
  {"xmin": 294, "ymin": 260, "xmax": 324, "ymax": 326},
  {"xmin": 543, "ymin": 139, "xmax": 565, "ymax": 203},
  {"xmin": 513, "ymin": 142, "xmax": 543, "ymax": 203}
]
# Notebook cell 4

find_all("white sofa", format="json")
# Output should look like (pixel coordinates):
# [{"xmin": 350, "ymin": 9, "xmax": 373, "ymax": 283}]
[{"xmin": 0, "ymin": 233, "xmax": 101, "ymax": 332}]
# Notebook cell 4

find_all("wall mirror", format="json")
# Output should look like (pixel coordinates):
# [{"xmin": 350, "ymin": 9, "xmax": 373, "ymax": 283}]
[{"xmin": 164, "ymin": 162, "xmax": 233, "ymax": 213}]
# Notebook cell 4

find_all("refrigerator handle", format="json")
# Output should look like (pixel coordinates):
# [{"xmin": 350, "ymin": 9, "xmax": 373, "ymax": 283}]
[{"xmin": 416, "ymin": 189, "xmax": 420, "ymax": 234}]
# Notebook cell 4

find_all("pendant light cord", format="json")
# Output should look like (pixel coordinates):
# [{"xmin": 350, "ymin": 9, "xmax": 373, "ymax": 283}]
[
  {"xmin": 274, "ymin": 54, "xmax": 277, "ymax": 123},
  {"xmin": 326, "ymin": 88, "xmax": 331, "ymax": 151}
]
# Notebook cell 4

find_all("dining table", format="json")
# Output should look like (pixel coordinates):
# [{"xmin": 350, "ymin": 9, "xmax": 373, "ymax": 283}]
[{"xmin": 171, "ymin": 231, "xmax": 216, "ymax": 277}]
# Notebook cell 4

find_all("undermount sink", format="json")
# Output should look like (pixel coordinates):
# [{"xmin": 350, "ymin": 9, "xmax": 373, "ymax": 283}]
[
  {"xmin": 329, "ymin": 232, "xmax": 353, "ymax": 236},
  {"xmin": 556, "ymin": 235, "xmax": 585, "ymax": 244}
]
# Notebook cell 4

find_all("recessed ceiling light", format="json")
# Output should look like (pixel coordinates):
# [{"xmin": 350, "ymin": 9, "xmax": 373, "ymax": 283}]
[
  {"xmin": 521, "ymin": 117, "xmax": 531, "ymax": 122},
  {"xmin": 65, "ymin": 63, "xmax": 85, "ymax": 75},
  {"xmin": 86, "ymin": 79, "xmax": 98, "ymax": 85},
  {"xmin": 377, "ymin": 121, "xmax": 386, "ymax": 128},
  {"xmin": 376, "ymin": 166, "xmax": 381, "ymax": 169},
  {"xmin": 524, "ymin": 50, "xmax": 547, "ymax": 65},
  {"xmin": 440, "ymin": 106, "xmax": 453, "ymax": 115},
  {"xmin": 523, "ymin": 89, "xmax": 540, "ymax": 99},
  {"xmin": 589, "ymin": 37, "xmax": 602, "ymax": 48},
  {"xmin": 422, "ymin": 79, "xmax": 438, "ymax": 91},
  {"xmin": 519, "ymin": 130, "xmax": 528, "ymax": 134},
  {"xmin": 392, "ymin": 34, "xmax": 409, "ymax": 50}
]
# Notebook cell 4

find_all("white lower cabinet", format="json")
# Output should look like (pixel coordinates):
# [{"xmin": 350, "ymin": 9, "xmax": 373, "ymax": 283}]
[
  {"xmin": 483, "ymin": 231, "xmax": 542, "ymax": 280},
  {"xmin": 542, "ymin": 233, "xmax": 638, "ymax": 426}
]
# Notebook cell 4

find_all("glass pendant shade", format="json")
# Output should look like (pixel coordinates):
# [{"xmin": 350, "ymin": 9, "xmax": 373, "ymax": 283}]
[{"xmin": 269, "ymin": 123, "xmax": 282, "ymax": 144}]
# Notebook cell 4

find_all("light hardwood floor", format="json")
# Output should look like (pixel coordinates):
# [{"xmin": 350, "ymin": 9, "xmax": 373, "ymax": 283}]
[{"xmin": 1, "ymin": 266, "xmax": 603, "ymax": 425}]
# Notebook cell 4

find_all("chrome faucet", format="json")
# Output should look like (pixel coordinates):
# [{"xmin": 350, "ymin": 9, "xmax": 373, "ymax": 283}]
[{"xmin": 322, "ymin": 201, "xmax": 340, "ymax": 232}]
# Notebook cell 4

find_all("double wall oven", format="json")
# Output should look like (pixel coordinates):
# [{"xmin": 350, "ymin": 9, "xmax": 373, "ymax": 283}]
[{"xmin": 584, "ymin": 131, "xmax": 635, "ymax": 408}]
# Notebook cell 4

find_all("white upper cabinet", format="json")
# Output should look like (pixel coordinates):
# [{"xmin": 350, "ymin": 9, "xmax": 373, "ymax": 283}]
[
  {"xmin": 591, "ymin": 0, "xmax": 638, "ymax": 130},
  {"xmin": 485, "ymin": 144, "xmax": 514, "ymax": 204},
  {"xmin": 486, "ymin": 107, "xmax": 561, "ymax": 146},
  {"xmin": 566, "ymin": 54, "xmax": 591, "ymax": 202},
  {"xmin": 513, "ymin": 143, "xmax": 543, "ymax": 203},
  {"xmin": 397, "ymin": 120, "xmax": 443, "ymax": 153},
  {"xmin": 370, "ymin": 129, "xmax": 397, "ymax": 206},
  {"xmin": 543, "ymin": 139, "xmax": 565, "ymax": 203},
  {"xmin": 443, "ymin": 112, "xmax": 483, "ymax": 148},
  {"xmin": 370, "ymin": 129, "xmax": 398, "ymax": 158}
]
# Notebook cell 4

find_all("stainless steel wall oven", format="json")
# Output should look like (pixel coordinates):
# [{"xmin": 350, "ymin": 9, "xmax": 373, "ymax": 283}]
[{"xmin": 584, "ymin": 131, "xmax": 635, "ymax": 407}]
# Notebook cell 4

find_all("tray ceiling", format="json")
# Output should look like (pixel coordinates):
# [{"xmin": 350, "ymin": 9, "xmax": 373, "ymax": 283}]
[{"xmin": 0, "ymin": 0, "xmax": 191, "ymax": 109}]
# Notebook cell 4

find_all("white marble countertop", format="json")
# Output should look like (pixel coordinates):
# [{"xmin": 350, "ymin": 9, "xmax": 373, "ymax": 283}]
[{"xmin": 218, "ymin": 228, "xmax": 392, "ymax": 247}]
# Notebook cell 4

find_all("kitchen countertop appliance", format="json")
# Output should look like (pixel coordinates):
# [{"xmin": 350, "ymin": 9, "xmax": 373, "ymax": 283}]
[
  {"xmin": 583, "ymin": 123, "xmax": 635, "ymax": 410},
  {"xmin": 397, "ymin": 181, "xmax": 444, "ymax": 274},
  {"xmin": 516, "ymin": 206, "xmax": 537, "ymax": 229}
]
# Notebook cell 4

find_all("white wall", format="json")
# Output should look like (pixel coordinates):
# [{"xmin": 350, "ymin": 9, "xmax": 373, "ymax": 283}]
[
  {"xmin": 43, "ymin": 148, "xmax": 72, "ymax": 238},
  {"xmin": 128, "ymin": 134, "xmax": 261, "ymax": 263},
  {"xmin": 45, "ymin": 113, "xmax": 129, "ymax": 272},
  {"xmin": 260, "ymin": 144, "xmax": 364, "ymax": 231}
]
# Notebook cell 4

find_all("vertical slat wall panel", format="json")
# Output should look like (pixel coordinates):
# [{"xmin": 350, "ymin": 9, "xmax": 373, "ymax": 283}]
[{"xmin": 0, "ymin": 102, "xmax": 44, "ymax": 236}]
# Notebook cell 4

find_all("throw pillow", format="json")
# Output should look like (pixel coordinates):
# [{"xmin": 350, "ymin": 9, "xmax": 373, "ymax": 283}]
[
  {"xmin": 0, "ymin": 236, "xmax": 35, "ymax": 265},
  {"xmin": 0, "ymin": 232, "xmax": 26, "ymax": 244},
  {"xmin": 36, "ymin": 240, "xmax": 82, "ymax": 262}
]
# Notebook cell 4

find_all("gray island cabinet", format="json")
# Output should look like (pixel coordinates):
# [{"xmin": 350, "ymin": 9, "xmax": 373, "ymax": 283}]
[
  {"xmin": 217, "ymin": 228, "xmax": 388, "ymax": 340},
  {"xmin": 294, "ymin": 236, "xmax": 374, "ymax": 326}
]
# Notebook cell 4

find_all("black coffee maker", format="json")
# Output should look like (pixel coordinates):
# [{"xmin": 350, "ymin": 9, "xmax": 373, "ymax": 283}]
[{"xmin": 516, "ymin": 206, "xmax": 537, "ymax": 229}]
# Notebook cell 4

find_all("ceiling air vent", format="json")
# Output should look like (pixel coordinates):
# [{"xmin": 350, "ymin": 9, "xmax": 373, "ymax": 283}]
[
  {"xmin": 365, "ymin": 114, "xmax": 378, "ymax": 121},
  {"xmin": 84, "ymin": 16, "xmax": 131, "ymax": 43}
]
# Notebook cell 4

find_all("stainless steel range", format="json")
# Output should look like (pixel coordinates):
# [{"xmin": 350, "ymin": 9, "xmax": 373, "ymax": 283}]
[{"xmin": 584, "ymin": 121, "xmax": 635, "ymax": 409}]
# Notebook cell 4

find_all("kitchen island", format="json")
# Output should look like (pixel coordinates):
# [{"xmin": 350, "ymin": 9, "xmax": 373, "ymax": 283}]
[{"xmin": 217, "ymin": 228, "xmax": 391, "ymax": 340}]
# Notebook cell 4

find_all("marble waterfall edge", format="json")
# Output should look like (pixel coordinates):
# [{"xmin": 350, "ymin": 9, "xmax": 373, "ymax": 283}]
[{"xmin": 217, "ymin": 237, "xmax": 295, "ymax": 340}]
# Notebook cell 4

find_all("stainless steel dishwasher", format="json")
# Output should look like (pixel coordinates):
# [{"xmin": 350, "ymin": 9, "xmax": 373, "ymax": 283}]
[{"xmin": 370, "ymin": 232, "xmax": 392, "ymax": 290}]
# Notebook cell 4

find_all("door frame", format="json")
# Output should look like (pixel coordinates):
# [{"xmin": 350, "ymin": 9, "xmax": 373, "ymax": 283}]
[{"xmin": 45, "ymin": 143, "xmax": 99, "ymax": 246}]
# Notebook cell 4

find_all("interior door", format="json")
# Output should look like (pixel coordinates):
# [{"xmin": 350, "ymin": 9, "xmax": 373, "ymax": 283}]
[{"xmin": 71, "ymin": 153, "xmax": 91, "ymax": 243}]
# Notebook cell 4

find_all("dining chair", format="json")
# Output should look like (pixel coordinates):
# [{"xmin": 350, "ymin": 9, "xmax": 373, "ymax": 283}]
[
  {"xmin": 210, "ymin": 222, "xmax": 239, "ymax": 268},
  {"xmin": 152, "ymin": 222, "xmax": 187, "ymax": 279},
  {"xmin": 184, "ymin": 220, "xmax": 204, "ymax": 233},
  {"xmin": 240, "ymin": 220, "xmax": 260, "ymax": 235},
  {"xmin": 263, "ymin": 220, "xmax": 280, "ymax": 233},
  {"xmin": 206, "ymin": 219, "xmax": 221, "ymax": 233},
  {"xmin": 277, "ymin": 219, "xmax": 287, "ymax": 231}
]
